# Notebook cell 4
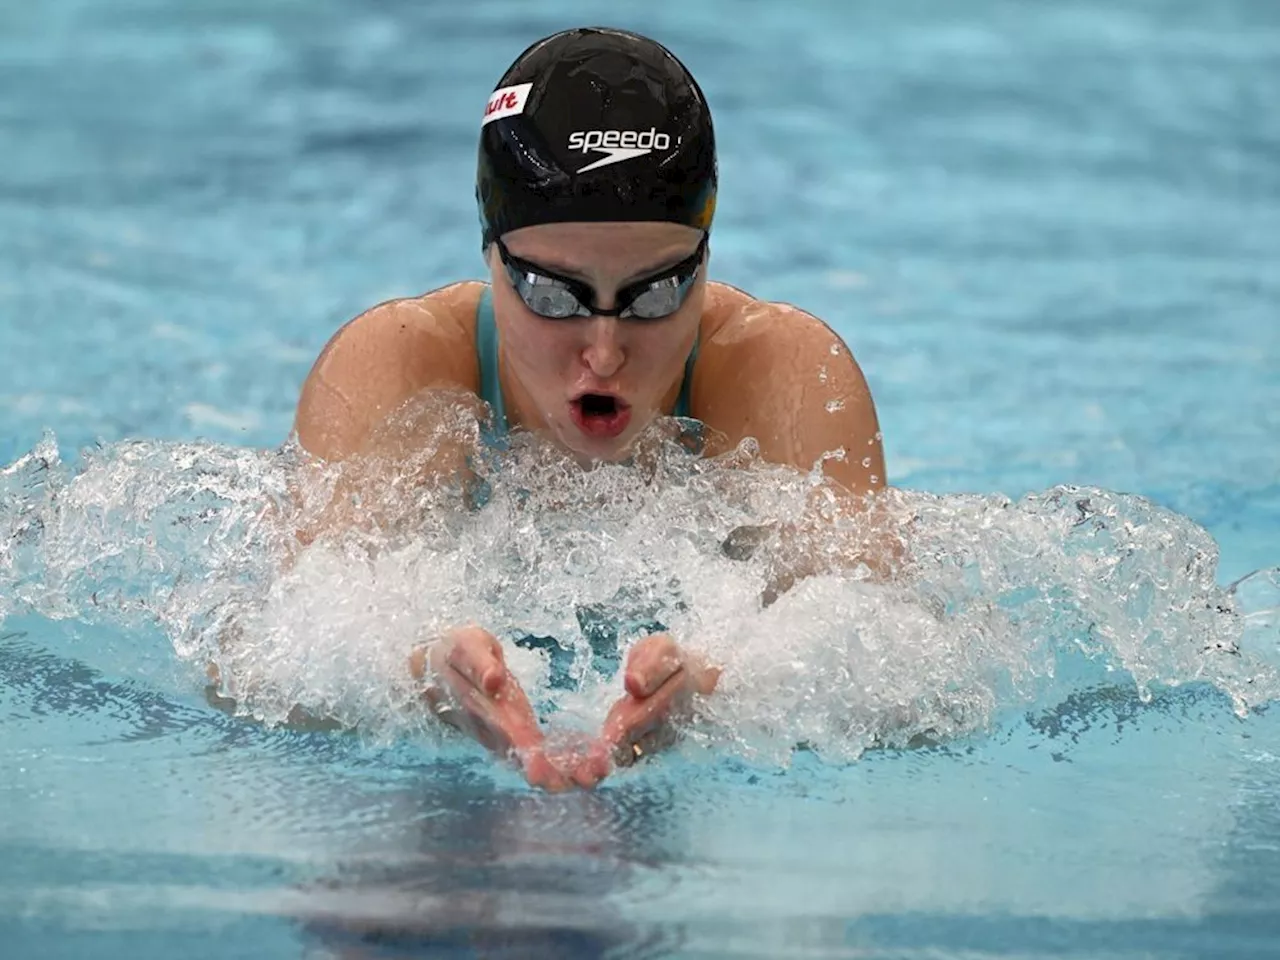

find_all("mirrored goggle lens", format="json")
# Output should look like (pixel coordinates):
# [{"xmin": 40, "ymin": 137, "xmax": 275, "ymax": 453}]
[
  {"xmin": 507, "ymin": 270, "xmax": 584, "ymax": 319},
  {"xmin": 503, "ymin": 252, "xmax": 701, "ymax": 321},
  {"xmin": 621, "ymin": 275, "xmax": 695, "ymax": 320}
]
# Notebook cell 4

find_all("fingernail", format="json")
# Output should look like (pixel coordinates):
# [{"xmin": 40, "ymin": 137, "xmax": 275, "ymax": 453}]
[{"xmin": 626, "ymin": 671, "xmax": 649, "ymax": 699}]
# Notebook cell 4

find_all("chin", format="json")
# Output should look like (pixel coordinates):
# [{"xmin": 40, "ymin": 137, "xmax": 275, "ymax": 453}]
[{"xmin": 552, "ymin": 420, "xmax": 636, "ymax": 465}]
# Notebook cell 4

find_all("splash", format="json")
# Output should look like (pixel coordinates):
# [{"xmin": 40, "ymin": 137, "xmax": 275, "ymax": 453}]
[{"xmin": 1, "ymin": 413, "xmax": 1275, "ymax": 763}]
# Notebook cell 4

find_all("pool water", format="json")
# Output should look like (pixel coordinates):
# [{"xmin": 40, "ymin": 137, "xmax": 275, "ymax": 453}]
[{"xmin": 3, "ymin": 1, "xmax": 1280, "ymax": 958}]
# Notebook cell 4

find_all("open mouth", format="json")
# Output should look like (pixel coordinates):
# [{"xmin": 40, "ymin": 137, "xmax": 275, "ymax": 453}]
[
  {"xmin": 578, "ymin": 393, "xmax": 620, "ymax": 417},
  {"xmin": 569, "ymin": 392, "xmax": 632, "ymax": 440}
]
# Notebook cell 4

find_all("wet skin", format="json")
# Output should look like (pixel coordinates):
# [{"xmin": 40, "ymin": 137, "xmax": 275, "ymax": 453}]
[{"xmin": 294, "ymin": 221, "xmax": 888, "ymax": 789}]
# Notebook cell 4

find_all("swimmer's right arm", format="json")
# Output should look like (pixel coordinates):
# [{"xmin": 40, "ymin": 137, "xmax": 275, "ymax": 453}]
[
  {"xmin": 698, "ymin": 290, "xmax": 907, "ymax": 591},
  {"xmin": 291, "ymin": 286, "xmax": 486, "ymax": 543},
  {"xmin": 407, "ymin": 626, "xmax": 579, "ymax": 791},
  {"xmin": 287, "ymin": 286, "xmax": 581, "ymax": 790}
]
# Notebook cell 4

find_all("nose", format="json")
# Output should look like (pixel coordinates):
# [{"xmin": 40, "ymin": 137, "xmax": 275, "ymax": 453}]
[{"xmin": 581, "ymin": 316, "xmax": 626, "ymax": 379}]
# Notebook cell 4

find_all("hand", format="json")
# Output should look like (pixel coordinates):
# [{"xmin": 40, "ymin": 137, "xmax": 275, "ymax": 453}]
[
  {"xmin": 573, "ymin": 633, "xmax": 721, "ymax": 788},
  {"xmin": 408, "ymin": 626, "xmax": 571, "ymax": 792}
]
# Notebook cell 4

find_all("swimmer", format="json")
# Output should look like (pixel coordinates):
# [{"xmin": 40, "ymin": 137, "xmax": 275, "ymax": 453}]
[{"xmin": 293, "ymin": 27, "xmax": 891, "ymax": 790}]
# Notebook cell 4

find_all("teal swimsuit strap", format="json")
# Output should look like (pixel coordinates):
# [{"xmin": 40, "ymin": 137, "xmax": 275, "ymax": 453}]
[
  {"xmin": 475, "ymin": 286, "xmax": 509, "ymax": 436},
  {"xmin": 674, "ymin": 335, "xmax": 699, "ymax": 419},
  {"xmin": 475, "ymin": 284, "xmax": 699, "ymax": 432}
]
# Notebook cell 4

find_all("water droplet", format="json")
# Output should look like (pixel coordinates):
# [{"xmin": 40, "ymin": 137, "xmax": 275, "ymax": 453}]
[
  {"xmin": 869, "ymin": 474, "xmax": 880, "ymax": 485},
  {"xmin": 825, "ymin": 399, "xmax": 845, "ymax": 413},
  {"xmin": 817, "ymin": 366, "xmax": 828, "ymax": 383},
  {"xmin": 829, "ymin": 344, "xmax": 841, "ymax": 356},
  {"xmin": 861, "ymin": 457, "xmax": 872, "ymax": 468}
]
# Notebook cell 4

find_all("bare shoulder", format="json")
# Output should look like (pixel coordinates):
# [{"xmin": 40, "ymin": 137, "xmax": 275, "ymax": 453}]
[
  {"xmin": 693, "ymin": 282, "xmax": 885, "ymax": 491},
  {"xmin": 696, "ymin": 282, "xmax": 871, "ymax": 404},
  {"xmin": 295, "ymin": 281, "xmax": 487, "ymax": 460}
]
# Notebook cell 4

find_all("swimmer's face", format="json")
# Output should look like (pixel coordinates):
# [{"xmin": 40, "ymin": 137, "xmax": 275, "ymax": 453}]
[{"xmin": 487, "ymin": 221, "xmax": 707, "ymax": 462}]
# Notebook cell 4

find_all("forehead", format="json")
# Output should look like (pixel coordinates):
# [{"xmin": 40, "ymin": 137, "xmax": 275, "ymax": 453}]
[{"xmin": 501, "ymin": 222, "xmax": 703, "ymax": 279}]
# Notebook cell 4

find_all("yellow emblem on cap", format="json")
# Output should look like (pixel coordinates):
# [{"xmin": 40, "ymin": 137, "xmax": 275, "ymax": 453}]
[{"xmin": 692, "ymin": 187, "xmax": 717, "ymax": 230}]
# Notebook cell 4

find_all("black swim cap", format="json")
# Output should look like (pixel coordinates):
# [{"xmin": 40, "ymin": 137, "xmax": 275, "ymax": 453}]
[{"xmin": 476, "ymin": 27, "xmax": 717, "ymax": 247}]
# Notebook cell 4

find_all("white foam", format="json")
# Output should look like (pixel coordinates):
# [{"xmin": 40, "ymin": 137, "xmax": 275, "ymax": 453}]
[{"xmin": 0, "ymin": 413, "xmax": 1274, "ymax": 762}]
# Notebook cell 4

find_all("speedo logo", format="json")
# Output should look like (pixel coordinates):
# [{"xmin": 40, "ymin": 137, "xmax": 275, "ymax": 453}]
[{"xmin": 567, "ymin": 128, "xmax": 678, "ymax": 173}]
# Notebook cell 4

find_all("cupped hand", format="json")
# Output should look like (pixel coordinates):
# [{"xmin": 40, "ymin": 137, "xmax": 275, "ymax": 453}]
[
  {"xmin": 571, "ymin": 633, "xmax": 721, "ymax": 788},
  {"xmin": 408, "ymin": 625, "xmax": 571, "ymax": 792}
]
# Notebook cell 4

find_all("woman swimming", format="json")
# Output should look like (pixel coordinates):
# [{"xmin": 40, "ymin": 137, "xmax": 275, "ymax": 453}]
[{"xmin": 292, "ymin": 27, "xmax": 890, "ymax": 790}]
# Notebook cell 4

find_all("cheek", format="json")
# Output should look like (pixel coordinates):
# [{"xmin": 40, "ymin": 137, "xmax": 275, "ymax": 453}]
[
  {"xmin": 662, "ymin": 290, "xmax": 706, "ymax": 359},
  {"xmin": 640, "ymin": 315, "xmax": 700, "ymax": 369},
  {"xmin": 499, "ymin": 315, "xmax": 574, "ymax": 379}
]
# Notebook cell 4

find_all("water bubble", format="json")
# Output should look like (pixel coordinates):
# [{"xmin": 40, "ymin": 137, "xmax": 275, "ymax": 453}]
[
  {"xmin": 862, "ymin": 457, "xmax": 873, "ymax": 468},
  {"xmin": 0, "ymin": 416, "xmax": 1273, "ymax": 761},
  {"xmin": 825, "ymin": 399, "xmax": 845, "ymax": 413}
]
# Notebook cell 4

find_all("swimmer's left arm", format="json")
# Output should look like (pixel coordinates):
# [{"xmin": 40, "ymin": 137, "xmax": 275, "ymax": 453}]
[
  {"xmin": 696, "ymin": 297, "xmax": 903, "ymax": 579},
  {"xmin": 583, "ymin": 300, "xmax": 897, "ymax": 775},
  {"xmin": 577, "ymin": 632, "xmax": 721, "ymax": 783},
  {"xmin": 698, "ymin": 298, "xmax": 886, "ymax": 493}
]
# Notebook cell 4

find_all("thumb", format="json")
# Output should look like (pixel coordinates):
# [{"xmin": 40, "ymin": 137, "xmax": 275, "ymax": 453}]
[
  {"xmin": 692, "ymin": 662, "xmax": 721, "ymax": 696},
  {"xmin": 625, "ymin": 633, "xmax": 682, "ymax": 699}
]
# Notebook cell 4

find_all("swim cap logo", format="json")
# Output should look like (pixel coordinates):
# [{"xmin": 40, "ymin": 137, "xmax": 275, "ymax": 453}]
[
  {"xmin": 567, "ymin": 128, "xmax": 677, "ymax": 174},
  {"xmin": 483, "ymin": 83, "xmax": 533, "ymax": 126}
]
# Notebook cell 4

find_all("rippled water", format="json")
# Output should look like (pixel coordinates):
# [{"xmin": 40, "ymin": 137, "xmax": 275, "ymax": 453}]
[
  {"xmin": 3, "ymin": 0, "xmax": 1280, "ymax": 957},
  {"xmin": 3, "ymin": 416, "xmax": 1279, "ymax": 958}
]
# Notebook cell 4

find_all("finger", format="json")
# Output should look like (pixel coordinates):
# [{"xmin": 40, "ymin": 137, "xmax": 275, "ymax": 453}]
[
  {"xmin": 481, "ymin": 675, "xmax": 544, "ymax": 752},
  {"xmin": 520, "ymin": 748, "xmax": 574, "ymax": 793},
  {"xmin": 609, "ymin": 729, "xmax": 654, "ymax": 770},
  {"xmin": 625, "ymin": 634, "xmax": 682, "ymax": 699},
  {"xmin": 570, "ymin": 746, "xmax": 612, "ymax": 789},
  {"xmin": 444, "ymin": 675, "xmax": 511, "ymax": 752},
  {"xmin": 603, "ymin": 670, "xmax": 686, "ymax": 752},
  {"xmin": 538, "ymin": 733, "xmax": 606, "ymax": 790},
  {"xmin": 447, "ymin": 630, "xmax": 507, "ymax": 695},
  {"xmin": 611, "ymin": 728, "xmax": 659, "ymax": 768},
  {"xmin": 446, "ymin": 666, "xmax": 543, "ymax": 757},
  {"xmin": 685, "ymin": 655, "xmax": 722, "ymax": 696},
  {"xmin": 407, "ymin": 645, "xmax": 429, "ymax": 681},
  {"xmin": 571, "ymin": 765, "xmax": 604, "ymax": 790},
  {"xmin": 417, "ymin": 644, "xmax": 465, "ymax": 723},
  {"xmin": 695, "ymin": 667, "xmax": 721, "ymax": 696}
]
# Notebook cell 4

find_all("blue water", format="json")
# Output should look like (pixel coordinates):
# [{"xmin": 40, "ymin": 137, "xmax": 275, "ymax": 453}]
[{"xmin": 3, "ymin": 1, "xmax": 1280, "ymax": 958}]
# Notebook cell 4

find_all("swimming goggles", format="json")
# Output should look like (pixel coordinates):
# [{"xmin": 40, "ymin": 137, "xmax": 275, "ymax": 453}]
[{"xmin": 494, "ymin": 233, "xmax": 707, "ymax": 321}]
